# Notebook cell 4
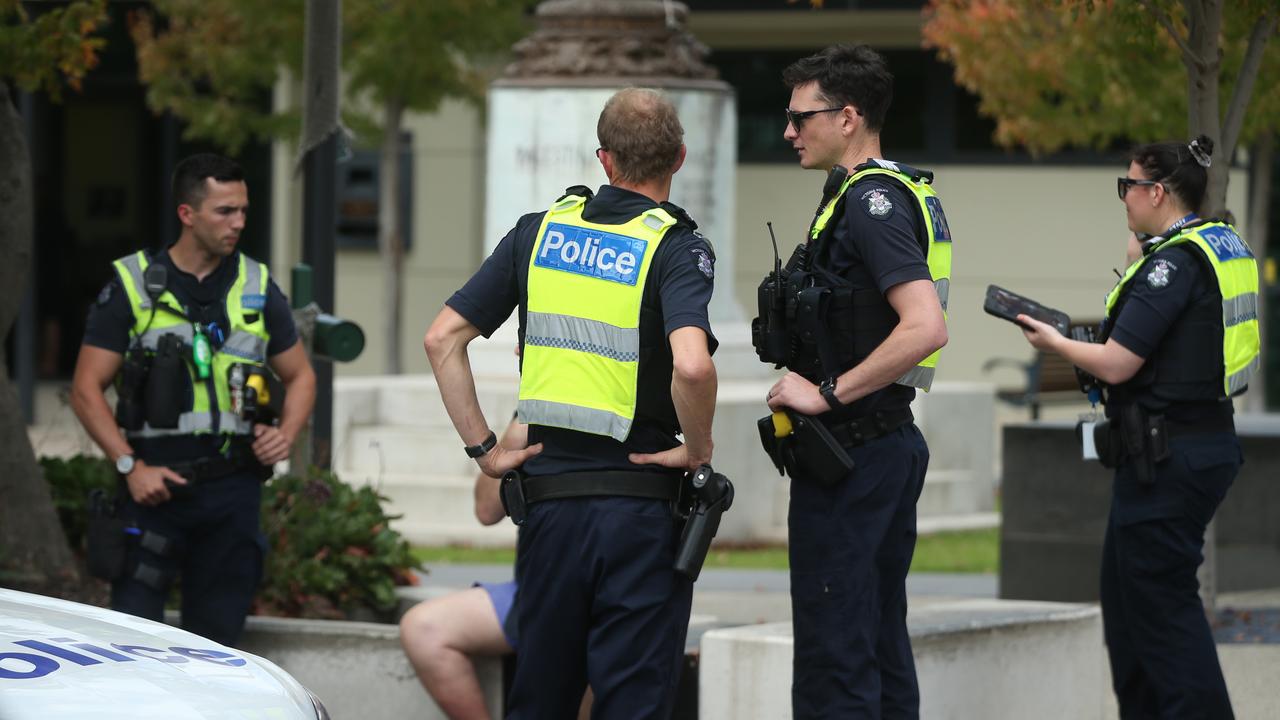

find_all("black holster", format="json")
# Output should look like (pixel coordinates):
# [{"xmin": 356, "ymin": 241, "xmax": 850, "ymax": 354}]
[
  {"xmin": 1092, "ymin": 406, "xmax": 1169, "ymax": 483},
  {"xmin": 673, "ymin": 465, "xmax": 734, "ymax": 582},
  {"xmin": 85, "ymin": 489, "xmax": 129, "ymax": 581},
  {"xmin": 757, "ymin": 411, "xmax": 855, "ymax": 486}
]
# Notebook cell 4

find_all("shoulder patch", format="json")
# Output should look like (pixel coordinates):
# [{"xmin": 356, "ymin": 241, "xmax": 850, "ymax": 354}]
[
  {"xmin": 1145, "ymin": 257, "xmax": 1178, "ymax": 289},
  {"xmin": 860, "ymin": 187, "xmax": 895, "ymax": 220},
  {"xmin": 96, "ymin": 282, "xmax": 113, "ymax": 305},
  {"xmin": 690, "ymin": 247, "xmax": 715, "ymax": 280}
]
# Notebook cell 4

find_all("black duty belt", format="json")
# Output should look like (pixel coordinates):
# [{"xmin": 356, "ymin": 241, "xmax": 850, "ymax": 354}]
[
  {"xmin": 522, "ymin": 471, "xmax": 683, "ymax": 504},
  {"xmin": 165, "ymin": 451, "xmax": 265, "ymax": 483},
  {"xmin": 823, "ymin": 406, "xmax": 915, "ymax": 448}
]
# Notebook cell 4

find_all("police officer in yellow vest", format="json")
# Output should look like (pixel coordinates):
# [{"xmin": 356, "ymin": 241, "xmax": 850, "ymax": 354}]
[
  {"xmin": 1018, "ymin": 135, "xmax": 1257, "ymax": 718},
  {"xmin": 752, "ymin": 45, "xmax": 950, "ymax": 719},
  {"xmin": 71, "ymin": 154, "xmax": 316, "ymax": 646},
  {"xmin": 426, "ymin": 88, "xmax": 717, "ymax": 719}
]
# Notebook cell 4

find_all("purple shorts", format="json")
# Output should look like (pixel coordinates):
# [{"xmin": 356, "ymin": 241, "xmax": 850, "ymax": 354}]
[{"xmin": 478, "ymin": 580, "xmax": 518, "ymax": 649}]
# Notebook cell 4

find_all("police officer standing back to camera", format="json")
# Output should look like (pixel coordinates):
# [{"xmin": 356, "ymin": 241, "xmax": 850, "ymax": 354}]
[
  {"xmin": 752, "ymin": 45, "xmax": 950, "ymax": 719},
  {"xmin": 425, "ymin": 87, "xmax": 717, "ymax": 719},
  {"xmin": 1018, "ymin": 135, "xmax": 1257, "ymax": 718},
  {"xmin": 70, "ymin": 153, "xmax": 316, "ymax": 647}
]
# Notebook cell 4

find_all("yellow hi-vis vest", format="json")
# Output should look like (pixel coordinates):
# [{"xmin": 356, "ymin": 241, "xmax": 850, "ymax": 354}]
[
  {"xmin": 518, "ymin": 195, "xmax": 678, "ymax": 441},
  {"xmin": 809, "ymin": 160, "xmax": 952, "ymax": 391},
  {"xmin": 113, "ymin": 251, "xmax": 272, "ymax": 438},
  {"xmin": 1105, "ymin": 221, "xmax": 1260, "ymax": 396}
]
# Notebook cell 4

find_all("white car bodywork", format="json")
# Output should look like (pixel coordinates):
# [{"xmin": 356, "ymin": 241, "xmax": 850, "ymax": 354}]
[{"xmin": 0, "ymin": 588, "xmax": 326, "ymax": 719}]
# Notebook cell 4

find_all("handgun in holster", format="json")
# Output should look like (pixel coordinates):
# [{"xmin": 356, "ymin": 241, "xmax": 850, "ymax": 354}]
[
  {"xmin": 757, "ymin": 410, "xmax": 855, "ymax": 486},
  {"xmin": 673, "ymin": 465, "xmax": 734, "ymax": 581}
]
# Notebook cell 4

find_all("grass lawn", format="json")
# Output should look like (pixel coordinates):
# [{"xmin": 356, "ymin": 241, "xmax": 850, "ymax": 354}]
[{"xmin": 411, "ymin": 527, "xmax": 998, "ymax": 575}]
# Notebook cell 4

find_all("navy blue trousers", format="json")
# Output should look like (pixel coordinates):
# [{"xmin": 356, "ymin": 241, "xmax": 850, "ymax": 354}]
[
  {"xmin": 507, "ymin": 496, "xmax": 692, "ymax": 720},
  {"xmin": 789, "ymin": 424, "xmax": 929, "ymax": 720},
  {"xmin": 1101, "ymin": 431, "xmax": 1239, "ymax": 719},
  {"xmin": 112, "ymin": 470, "xmax": 266, "ymax": 647}
]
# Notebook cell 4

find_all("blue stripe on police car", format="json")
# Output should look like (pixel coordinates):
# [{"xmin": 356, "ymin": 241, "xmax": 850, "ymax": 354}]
[{"xmin": 535, "ymin": 223, "xmax": 648, "ymax": 286}]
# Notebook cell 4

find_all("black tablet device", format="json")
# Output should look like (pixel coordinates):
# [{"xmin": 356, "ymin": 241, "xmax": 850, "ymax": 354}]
[{"xmin": 983, "ymin": 284, "xmax": 1071, "ymax": 335}]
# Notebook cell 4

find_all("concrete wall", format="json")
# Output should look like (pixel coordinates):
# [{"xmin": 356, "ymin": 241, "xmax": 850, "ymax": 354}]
[
  {"xmin": 1001, "ymin": 414, "xmax": 1280, "ymax": 602},
  {"xmin": 238, "ymin": 615, "xmax": 502, "ymax": 720},
  {"xmin": 699, "ymin": 600, "xmax": 1109, "ymax": 720}
]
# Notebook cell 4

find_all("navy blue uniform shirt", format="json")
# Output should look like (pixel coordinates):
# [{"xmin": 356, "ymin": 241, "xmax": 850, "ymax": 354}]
[
  {"xmin": 1108, "ymin": 244, "xmax": 1210, "ymax": 360},
  {"xmin": 83, "ymin": 247, "xmax": 298, "ymax": 463},
  {"xmin": 824, "ymin": 176, "xmax": 933, "ymax": 416},
  {"xmin": 446, "ymin": 185, "xmax": 717, "ymax": 476}
]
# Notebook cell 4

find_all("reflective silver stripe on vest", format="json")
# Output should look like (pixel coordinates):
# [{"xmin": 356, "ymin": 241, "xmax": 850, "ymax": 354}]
[
  {"xmin": 895, "ymin": 365, "xmax": 934, "ymax": 392},
  {"xmin": 138, "ymin": 324, "xmax": 195, "ymax": 349},
  {"xmin": 934, "ymin": 277, "xmax": 950, "ymax": 312},
  {"xmin": 525, "ymin": 311, "xmax": 639, "ymax": 363},
  {"xmin": 117, "ymin": 254, "xmax": 152, "ymax": 310},
  {"xmin": 1223, "ymin": 293, "xmax": 1258, "ymax": 328},
  {"xmin": 221, "ymin": 330, "xmax": 267, "ymax": 361},
  {"xmin": 125, "ymin": 411, "xmax": 251, "ymax": 438},
  {"xmin": 1228, "ymin": 354, "xmax": 1260, "ymax": 395},
  {"xmin": 242, "ymin": 259, "xmax": 264, "ymax": 295},
  {"xmin": 517, "ymin": 399, "xmax": 632, "ymax": 443}
]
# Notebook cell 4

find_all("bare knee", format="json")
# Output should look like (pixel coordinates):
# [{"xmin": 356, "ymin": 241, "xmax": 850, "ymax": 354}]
[{"xmin": 400, "ymin": 601, "xmax": 454, "ymax": 665}]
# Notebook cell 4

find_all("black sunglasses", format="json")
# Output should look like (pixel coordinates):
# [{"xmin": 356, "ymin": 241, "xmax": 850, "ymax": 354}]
[
  {"xmin": 1117, "ymin": 177, "xmax": 1160, "ymax": 199},
  {"xmin": 785, "ymin": 107, "xmax": 844, "ymax": 131}
]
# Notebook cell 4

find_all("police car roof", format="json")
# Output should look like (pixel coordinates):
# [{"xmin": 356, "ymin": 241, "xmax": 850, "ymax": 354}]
[{"xmin": 0, "ymin": 588, "xmax": 320, "ymax": 719}]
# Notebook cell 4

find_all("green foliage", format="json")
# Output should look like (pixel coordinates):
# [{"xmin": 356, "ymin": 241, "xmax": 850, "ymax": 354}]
[
  {"xmin": 0, "ymin": 0, "xmax": 108, "ymax": 99},
  {"xmin": 39, "ymin": 456, "xmax": 116, "ymax": 553},
  {"xmin": 128, "ymin": 0, "xmax": 532, "ymax": 153},
  {"xmin": 128, "ymin": 0, "xmax": 305, "ymax": 154},
  {"xmin": 257, "ymin": 469, "xmax": 421, "ymax": 620},
  {"xmin": 39, "ymin": 455, "xmax": 419, "ymax": 620},
  {"xmin": 922, "ymin": 0, "xmax": 1280, "ymax": 154}
]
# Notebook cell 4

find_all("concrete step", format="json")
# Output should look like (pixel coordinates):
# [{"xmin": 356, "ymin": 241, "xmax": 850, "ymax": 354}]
[
  {"xmin": 341, "ymin": 471, "xmax": 515, "ymax": 547},
  {"xmin": 341, "ymin": 425, "xmax": 477, "ymax": 477}
]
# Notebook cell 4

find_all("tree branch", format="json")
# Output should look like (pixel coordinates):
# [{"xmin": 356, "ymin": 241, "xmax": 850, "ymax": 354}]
[
  {"xmin": 1221, "ymin": 9, "xmax": 1278, "ymax": 156},
  {"xmin": 1138, "ymin": 0, "xmax": 1202, "ymax": 66}
]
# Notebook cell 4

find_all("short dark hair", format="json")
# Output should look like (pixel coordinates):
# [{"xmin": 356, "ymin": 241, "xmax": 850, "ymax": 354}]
[
  {"xmin": 1129, "ymin": 135, "xmax": 1215, "ymax": 211},
  {"xmin": 597, "ymin": 88, "xmax": 684, "ymax": 185},
  {"xmin": 172, "ymin": 153, "xmax": 244, "ymax": 209},
  {"xmin": 782, "ymin": 45, "xmax": 893, "ymax": 132}
]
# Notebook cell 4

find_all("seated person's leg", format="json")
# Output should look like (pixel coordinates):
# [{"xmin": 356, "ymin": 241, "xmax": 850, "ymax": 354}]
[{"xmin": 400, "ymin": 584, "xmax": 513, "ymax": 719}]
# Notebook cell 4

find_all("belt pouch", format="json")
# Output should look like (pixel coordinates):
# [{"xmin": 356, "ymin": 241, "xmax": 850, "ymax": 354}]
[
  {"xmin": 145, "ymin": 333, "xmax": 185, "ymax": 429},
  {"xmin": 500, "ymin": 471, "xmax": 528, "ymax": 525}
]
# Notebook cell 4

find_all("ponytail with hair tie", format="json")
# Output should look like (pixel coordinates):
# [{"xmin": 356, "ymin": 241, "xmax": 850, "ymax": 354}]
[{"xmin": 1188, "ymin": 135, "xmax": 1213, "ymax": 168}]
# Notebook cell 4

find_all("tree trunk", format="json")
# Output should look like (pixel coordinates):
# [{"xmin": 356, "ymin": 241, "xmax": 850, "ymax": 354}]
[
  {"xmin": 1182, "ymin": 0, "xmax": 1227, "ymax": 216},
  {"xmin": 0, "ymin": 82, "xmax": 82, "ymax": 594},
  {"xmin": 378, "ymin": 98, "xmax": 405, "ymax": 375},
  {"xmin": 1245, "ymin": 132, "xmax": 1273, "ymax": 412}
]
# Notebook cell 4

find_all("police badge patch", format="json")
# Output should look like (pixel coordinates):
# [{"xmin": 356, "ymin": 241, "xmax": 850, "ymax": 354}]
[
  {"xmin": 690, "ymin": 247, "xmax": 714, "ymax": 280},
  {"xmin": 96, "ymin": 283, "xmax": 113, "ymax": 305},
  {"xmin": 861, "ymin": 188, "xmax": 894, "ymax": 220},
  {"xmin": 1145, "ymin": 258, "xmax": 1177, "ymax": 289}
]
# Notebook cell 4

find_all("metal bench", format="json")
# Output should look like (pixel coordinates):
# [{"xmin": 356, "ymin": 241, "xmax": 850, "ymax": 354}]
[{"xmin": 983, "ymin": 320, "xmax": 1101, "ymax": 420}]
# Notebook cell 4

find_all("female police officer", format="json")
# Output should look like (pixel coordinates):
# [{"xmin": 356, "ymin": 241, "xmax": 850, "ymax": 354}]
[{"xmin": 1018, "ymin": 135, "xmax": 1259, "ymax": 718}]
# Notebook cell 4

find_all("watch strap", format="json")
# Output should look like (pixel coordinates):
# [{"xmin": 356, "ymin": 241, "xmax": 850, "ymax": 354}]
[
  {"xmin": 819, "ymin": 378, "xmax": 842, "ymax": 411},
  {"xmin": 464, "ymin": 431, "xmax": 498, "ymax": 459}
]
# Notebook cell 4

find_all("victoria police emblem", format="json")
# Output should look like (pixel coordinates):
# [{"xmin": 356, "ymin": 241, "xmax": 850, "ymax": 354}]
[
  {"xmin": 861, "ymin": 188, "xmax": 894, "ymax": 219},
  {"xmin": 1146, "ymin": 258, "xmax": 1177, "ymax": 289},
  {"xmin": 690, "ymin": 247, "xmax": 714, "ymax": 280}
]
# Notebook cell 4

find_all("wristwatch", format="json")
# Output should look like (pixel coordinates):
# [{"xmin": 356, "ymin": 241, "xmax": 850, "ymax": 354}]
[
  {"xmin": 819, "ymin": 377, "xmax": 842, "ymax": 411},
  {"xmin": 464, "ymin": 431, "xmax": 498, "ymax": 459},
  {"xmin": 115, "ymin": 454, "xmax": 136, "ymax": 475}
]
